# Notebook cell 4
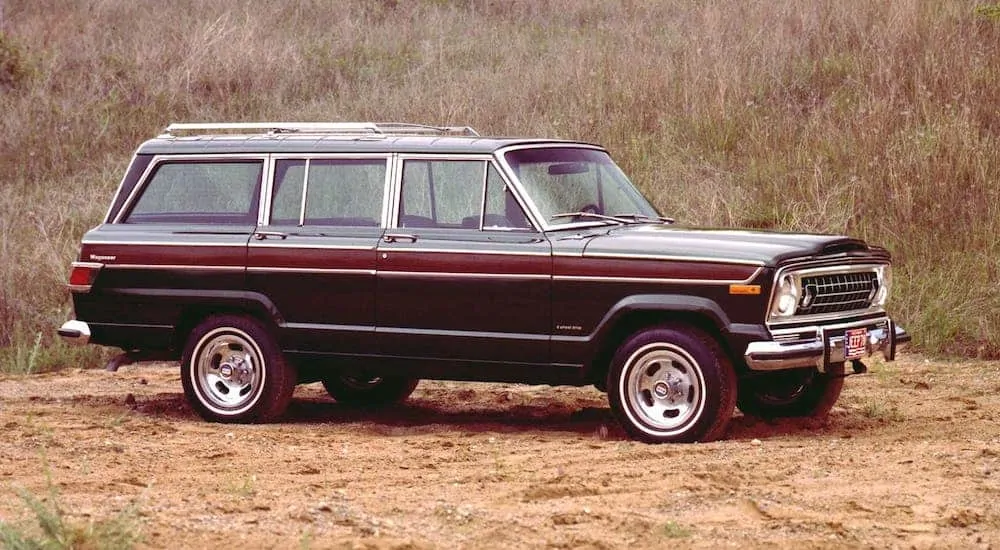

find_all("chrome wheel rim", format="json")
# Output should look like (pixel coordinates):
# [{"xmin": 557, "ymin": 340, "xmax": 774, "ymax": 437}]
[
  {"xmin": 621, "ymin": 343, "xmax": 705, "ymax": 434},
  {"xmin": 192, "ymin": 328, "xmax": 265, "ymax": 415}
]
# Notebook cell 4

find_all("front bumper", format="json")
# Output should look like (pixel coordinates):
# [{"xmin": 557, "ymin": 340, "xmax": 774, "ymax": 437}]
[
  {"xmin": 744, "ymin": 317, "xmax": 910, "ymax": 372},
  {"xmin": 57, "ymin": 320, "xmax": 91, "ymax": 345}
]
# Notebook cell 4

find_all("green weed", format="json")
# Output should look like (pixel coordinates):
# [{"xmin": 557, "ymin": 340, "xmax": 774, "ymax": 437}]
[{"xmin": 0, "ymin": 483, "xmax": 142, "ymax": 550}]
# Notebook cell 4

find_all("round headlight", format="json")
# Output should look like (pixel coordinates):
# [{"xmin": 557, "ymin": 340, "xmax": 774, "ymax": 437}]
[{"xmin": 771, "ymin": 275, "xmax": 799, "ymax": 317}]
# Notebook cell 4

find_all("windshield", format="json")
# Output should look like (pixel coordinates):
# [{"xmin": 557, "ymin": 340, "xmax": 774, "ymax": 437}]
[{"xmin": 503, "ymin": 147, "xmax": 660, "ymax": 227}]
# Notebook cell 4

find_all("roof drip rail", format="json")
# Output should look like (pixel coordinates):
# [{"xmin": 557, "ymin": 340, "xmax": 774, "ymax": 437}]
[{"xmin": 160, "ymin": 122, "xmax": 480, "ymax": 138}]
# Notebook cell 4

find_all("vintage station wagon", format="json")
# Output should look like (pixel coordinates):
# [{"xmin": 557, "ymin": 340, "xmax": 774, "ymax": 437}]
[{"xmin": 59, "ymin": 122, "xmax": 909, "ymax": 443}]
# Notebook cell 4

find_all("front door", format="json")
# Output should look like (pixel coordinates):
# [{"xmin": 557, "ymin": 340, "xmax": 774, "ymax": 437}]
[{"xmin": 376, "ymin": 158, "xmax": 552, "ymax": 366}]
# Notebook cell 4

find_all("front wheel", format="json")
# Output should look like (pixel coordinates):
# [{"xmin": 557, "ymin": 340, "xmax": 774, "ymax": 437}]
[
  {"xmin": 607, "ymin": 324, "xmax": 737, "ymax": 443},
  {"xmin": 181, "ymin": 315, "xmax": 296, "ymax": 423},
  {"xmin": 737, "ymin": 363, "xmax": 845, "ymax": 419},
  {"xmin": 321, "ymin": 374, "xmax": 419, "ymax": 407}
]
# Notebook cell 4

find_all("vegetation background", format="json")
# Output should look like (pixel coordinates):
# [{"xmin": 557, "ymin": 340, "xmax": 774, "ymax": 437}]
[{"xmin": 1, "ymin": 0, "xmax": 999, "ymax": 372}]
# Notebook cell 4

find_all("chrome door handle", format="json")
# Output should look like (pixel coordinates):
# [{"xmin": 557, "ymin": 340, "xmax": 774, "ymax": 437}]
[
  {"xmin": 254, "ymin": 231, "xmax": 288, "ymax": 240},
  {"xmin": 383, "ymin": 233, "xmax": 417, "ymax": 243}
]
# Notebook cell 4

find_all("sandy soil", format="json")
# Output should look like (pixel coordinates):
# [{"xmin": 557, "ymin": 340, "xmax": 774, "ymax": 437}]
[{"xmin": 1, "ymin": 354, "xmax": 998, "ymax": 549}]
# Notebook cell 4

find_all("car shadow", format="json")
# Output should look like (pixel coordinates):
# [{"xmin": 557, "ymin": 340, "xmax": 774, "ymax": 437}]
[{"xmin": 119, "ymin": 390, "xmax": 862, "ymax": 442}]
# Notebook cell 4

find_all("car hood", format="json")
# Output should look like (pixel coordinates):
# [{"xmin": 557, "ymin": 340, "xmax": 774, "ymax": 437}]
[{"xmin": 573, "ymin": 225, "xmax": 888, "ymax": 267}]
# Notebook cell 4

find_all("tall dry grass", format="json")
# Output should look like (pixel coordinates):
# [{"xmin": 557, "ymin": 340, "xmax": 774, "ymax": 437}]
[{"xmin": 1, "ymin": 0, "xmax": 999, "ymax": 367}]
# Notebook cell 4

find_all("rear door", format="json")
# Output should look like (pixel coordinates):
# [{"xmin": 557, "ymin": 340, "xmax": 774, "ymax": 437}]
[{"xmin": 247, "ymin": 155, "xmax": 389, "ymax": 358}]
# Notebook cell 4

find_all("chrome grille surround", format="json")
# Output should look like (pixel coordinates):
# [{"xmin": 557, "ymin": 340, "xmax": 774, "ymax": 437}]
[{"xmin": 767, "ymin": 263, "xmax": 890, "ymax": 326}]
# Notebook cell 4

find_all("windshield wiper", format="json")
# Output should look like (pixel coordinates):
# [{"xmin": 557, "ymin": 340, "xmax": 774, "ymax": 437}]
[
  {"xmin": 550, "ymin": 211, "xmax": 631, "ymax": 224},
  {"xmin": 612, "ymin": 213, "xmax": 675, "ymax": 224}
]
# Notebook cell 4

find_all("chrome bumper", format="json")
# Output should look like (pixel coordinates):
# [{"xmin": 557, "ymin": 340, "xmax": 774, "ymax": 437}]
[
  {"xmin": 744, "ymin": 319, "xmax": 910, "ymax": 372},
  {"xmin": 57, "ymin": 320, "xmax": 91, "ymax": 345}
]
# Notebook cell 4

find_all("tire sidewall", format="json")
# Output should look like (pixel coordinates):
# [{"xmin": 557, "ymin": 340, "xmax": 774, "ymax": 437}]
[
  {"xmin": 181, "ymin": 315, "xmax": 290, "ymax": 423},
  {"xmin": 608, "ymin": 325, "xmax": 733, "ymax": 443}
]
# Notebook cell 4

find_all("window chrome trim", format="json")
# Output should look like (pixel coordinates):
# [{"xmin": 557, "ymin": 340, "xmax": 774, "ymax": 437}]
[
  {"xmin": 103, "ymin": 150, "xmax": 140, "ymax": 224},
  {"xmin": 112, "ymin": 154, "xmax": 269, "ymax": 224},
  {"xmin": 493, "ymin": 142, "xmax": 625, "ymax": 233},
  {"xmin": 386, "ymin": 154, "xmax": 542, "ymax": 232}
]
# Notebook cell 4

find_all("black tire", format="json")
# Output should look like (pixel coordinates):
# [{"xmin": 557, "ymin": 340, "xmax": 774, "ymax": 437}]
[
  {"xmin": 321, "ymin": 374, "xmax": 419, "ymax": 407},
  {"xmin": 606, "ymin": 324, "xmax": 737, "ymax": 443},
  {"xmin": 737, "ymin": 363, "xmax": 845, "ymax": 419},
  {"xmin": 181, "ymin": 314, "xmax": 296, "ymax": 423}
]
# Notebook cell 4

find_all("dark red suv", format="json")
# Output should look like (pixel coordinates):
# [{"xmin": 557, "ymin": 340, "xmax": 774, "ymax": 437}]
[{"xmin": 58, "ymin": 122, "xmax": 909, "ymax": 443}]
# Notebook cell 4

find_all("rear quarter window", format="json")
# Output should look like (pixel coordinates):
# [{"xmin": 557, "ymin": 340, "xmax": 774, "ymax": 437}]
[{"xmin": 123, "ymin": 160, "xmax": 262, "ymax": 224}]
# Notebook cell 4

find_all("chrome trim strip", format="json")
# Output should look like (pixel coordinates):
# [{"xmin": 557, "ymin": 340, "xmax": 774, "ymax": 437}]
[
  {"xmin": 103, "ymin": 264, "xmax": 245, "ymax": 272},
  {"xmin": 556, "ymin": 251, "xmax": 766, "ymax": 267},
  {"xmin": 298, "ymin": 158, "xmax": 311, "ymax": 226},
  {"xmin": 83, "ymin": 240, "xmax": 250, "ymax": 247},
  {"xmin": 258, "ymin": 154, "xmax": 273, "ymax": 226},
  {"xmin": 72, "ymin": 261, "xmax": 105, "ymax": 269},
  {"xmin": 377, "ymin": 325, "xmax": 549, "ymax": 341},
  {"xmin": 378, "ymin": 271, "xmax": 550, "ymax": 280},
  {"xmin": 381, "ymin": 247, "xmax": 550, "ymax": 257},
  {"xmin": 248, "ymin": 267, "xmax": 376, "ymax": 275},
  {"xmin": 553, "ymin": 274, "xmax": 758, "ymax": 285},
  {"xmin": 768, "ymin": 316, "xmax": 890, "ymax": 338},
  {"xmin": 247, "ymin": 242, "xmax": 376, "ymax": 251},
  {"xmin": 68, "ymin": 285, "xmax": 94, "ymax": 293}
]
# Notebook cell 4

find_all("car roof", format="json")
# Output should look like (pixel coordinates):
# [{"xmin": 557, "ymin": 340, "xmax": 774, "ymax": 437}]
[
  {"xmin": 136, "ymin": 135, "xmax": 597, "ymax": 156},
  {"xmin": 135, "ymin": 123, "xmax": 602, "ymax": 156}
]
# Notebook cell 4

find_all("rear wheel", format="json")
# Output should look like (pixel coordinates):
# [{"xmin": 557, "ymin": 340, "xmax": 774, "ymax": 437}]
[
  {"xmin": 607, "ymin": 324, "xmax": 737, "ymax": 443},
  {"xmin": 181, "ymin": 315, "xmax": 296, "ymax": 423},
  {"xmin": 321, "ymin": 374, "xmax": 419, "ymax": 407},
  {"xmin": 737, "ymin": 363, "xmax": 845, "ymax": 419}
]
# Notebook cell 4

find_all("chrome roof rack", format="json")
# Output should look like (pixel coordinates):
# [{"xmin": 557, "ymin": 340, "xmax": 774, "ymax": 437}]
[{"xmin": 160, "ymin": 122, "xmax": 480, "ymax": 138}]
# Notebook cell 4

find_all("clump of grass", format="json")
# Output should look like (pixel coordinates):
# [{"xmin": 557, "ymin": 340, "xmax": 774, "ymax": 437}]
[
  {"xmin": 661, "ymin": 520, "xmax": 692, "ymax": 539},
  {"xmin": 0, "ymin": 484, "xmax": 142, "ymax": 550}
]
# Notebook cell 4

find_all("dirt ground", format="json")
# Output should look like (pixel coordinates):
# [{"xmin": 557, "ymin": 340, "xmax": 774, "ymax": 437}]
[{"xmin": 1, "ymin": 354, "xmax": 998, "ymax": 549}]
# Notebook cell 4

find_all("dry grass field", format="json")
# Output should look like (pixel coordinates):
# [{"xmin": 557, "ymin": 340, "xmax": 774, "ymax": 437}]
[{"xmin": 1, "ymin": 1, "xmax": 1000, "ymax": 367}]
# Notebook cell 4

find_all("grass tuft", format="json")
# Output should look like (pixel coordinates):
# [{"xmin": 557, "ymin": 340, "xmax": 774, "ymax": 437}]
[{"xmin": 0, "ymin": 484, "xmax": 142, "ymax": 550}]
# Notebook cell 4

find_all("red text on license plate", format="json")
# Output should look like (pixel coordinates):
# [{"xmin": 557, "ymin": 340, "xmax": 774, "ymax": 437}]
[{"xmin": 845, "ymin": 328, "xmax": 868, "ymax": 359}]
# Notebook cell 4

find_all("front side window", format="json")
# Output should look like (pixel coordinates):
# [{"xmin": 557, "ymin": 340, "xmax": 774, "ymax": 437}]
[
  {"xmin": 503, "ymin": 147, "xmax": 658, "ymax": 227},
  {"xmin": 399, "ymin": 160, "xmax": 484, "ymax": 229},
  {"xmin": 398, "ymin": 159, "xmax": 533, "ymax": 230},
  {"xmin": 124, "ymin": 160, "xmax": 262, "ymax": 224},
  {"xmin": 270, "ymin": 158, "xmax": 386, "ymax": 227}
]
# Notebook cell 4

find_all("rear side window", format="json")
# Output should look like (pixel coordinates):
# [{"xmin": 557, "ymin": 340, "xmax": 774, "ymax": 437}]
[
  {"xmin": 270, "ymin": 158, "xmax": 386, "ymax": 227},
  {"xmin": 123, "ymin": 160, "xmax": 262, "ymax": 224}
]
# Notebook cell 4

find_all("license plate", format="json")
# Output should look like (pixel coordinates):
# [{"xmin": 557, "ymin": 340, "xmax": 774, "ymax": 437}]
[{"xmin": 845, "ymin": 328, "xmax": 868, "ymax": 359}]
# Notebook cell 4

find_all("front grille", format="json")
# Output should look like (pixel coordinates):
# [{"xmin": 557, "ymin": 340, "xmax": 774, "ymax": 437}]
[{"xmin": 797, "ymin": 271, "xmax": 878, "ymax": 315}]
